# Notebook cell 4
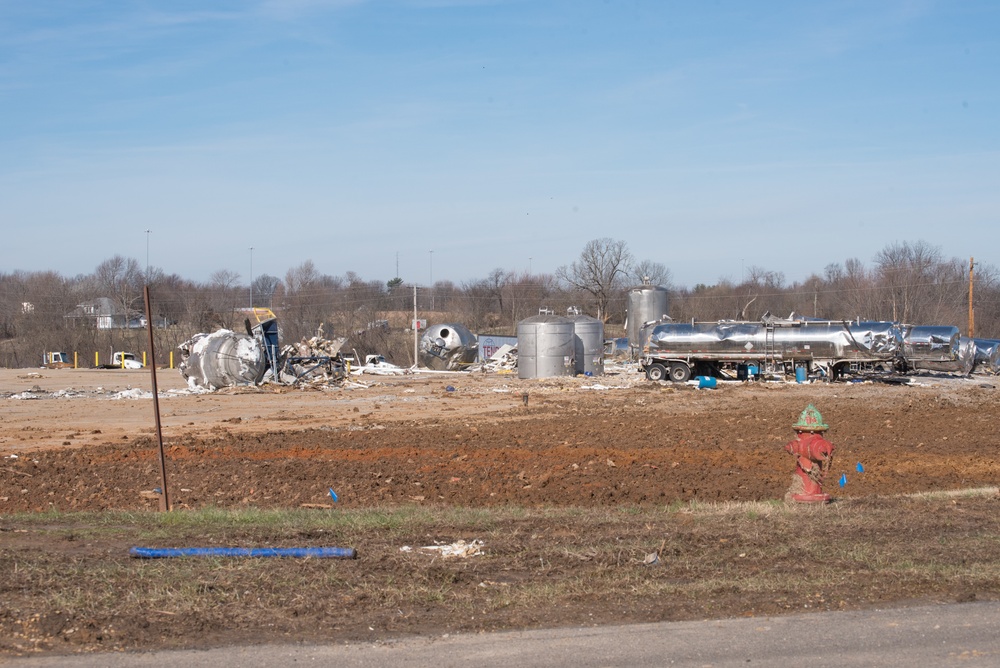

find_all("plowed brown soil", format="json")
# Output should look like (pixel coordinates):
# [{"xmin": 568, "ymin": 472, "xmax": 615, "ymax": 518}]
[{"xmin": 2, "ymin": 368, "xmax": 998, "ymax": 511}]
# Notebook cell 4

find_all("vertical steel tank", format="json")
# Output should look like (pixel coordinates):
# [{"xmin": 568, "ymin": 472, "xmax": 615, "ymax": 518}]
[
  {"xmin": 626, "ymin": 283, "xmax": 669, "ymax": 350},
  {"xmin": 517, "ymin": 315, "xmax": 574, "ymax": 379},
  {"xmin": 570, "ymin": 314, "xmax": 604, "ymax": 376}
]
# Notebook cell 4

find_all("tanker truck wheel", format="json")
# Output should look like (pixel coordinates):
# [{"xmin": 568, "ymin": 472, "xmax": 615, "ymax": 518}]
[
  {"xmin": 668, "ymin": 363, "xmax": 692, "ymax": 382},
  {"xmin": 645, "ymin": 363, "xmax": 667, "ymax": 381}
]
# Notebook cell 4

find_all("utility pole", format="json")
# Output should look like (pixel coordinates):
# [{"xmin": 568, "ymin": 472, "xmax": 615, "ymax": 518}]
[
  {"xmin": 145, "ymin": 229, "xmax": 151, "ymax": 282},
  {"xmin": 413, "ymin": 285, "xmax": 419, "ymax": 369},
  {"xmin": 969, "ymin": 256, "xmax": 975, "ymax": 338},
  {"xmin": 249, "ymin": 247, "xmax": 254, "ymax": 311}
]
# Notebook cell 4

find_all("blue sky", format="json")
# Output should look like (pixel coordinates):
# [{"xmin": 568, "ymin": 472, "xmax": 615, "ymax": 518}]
[{"xmin": 2, "ymin": 0, "xmax": 997, "ymax": 289}]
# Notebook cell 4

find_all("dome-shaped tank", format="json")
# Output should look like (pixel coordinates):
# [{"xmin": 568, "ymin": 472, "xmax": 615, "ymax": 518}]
[
  {"xmin": 570, "ymin": 314, "xmax": 604, "ymax": 376},
  {"xmin": 626, "ymin": 283, "xmax": 670, "ymax": 350},
  {"xmin": 516, "ymin": 315, "xmax": 574, "ymax": 379},
  {"xmin": 419, "ymin": 323, "xmax": 478, "ymax": 370}
]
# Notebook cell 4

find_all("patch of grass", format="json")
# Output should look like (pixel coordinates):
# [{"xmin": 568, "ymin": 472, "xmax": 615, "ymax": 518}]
[{"xmin": 3, "ymin": 495, "xmax": 1000, "ymax": 656}]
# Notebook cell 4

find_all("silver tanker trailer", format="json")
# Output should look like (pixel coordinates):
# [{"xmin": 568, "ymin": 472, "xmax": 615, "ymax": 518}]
[{"xmin": 639, "ymin": 317, "xmax": 904, "ymax": 382}]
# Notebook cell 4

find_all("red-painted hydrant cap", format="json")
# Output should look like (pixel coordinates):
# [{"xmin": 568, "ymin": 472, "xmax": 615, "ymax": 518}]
[{"xmin": 793, "ymin": 404, "xmax": 829, "ymax": 432}]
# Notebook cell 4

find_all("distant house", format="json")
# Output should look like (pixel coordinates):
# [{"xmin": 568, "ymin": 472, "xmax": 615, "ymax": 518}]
[{"xmin": 65, "ymin": 297, "xmax": 132, "ymax": 329}]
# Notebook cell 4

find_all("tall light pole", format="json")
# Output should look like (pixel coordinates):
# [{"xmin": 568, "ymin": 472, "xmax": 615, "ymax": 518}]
[
  {"xmin": 249, "ymin": 247, "xmax": 254, "ymax": 311},
  {"xmin": 529, "ymin": 257, "xmax": 532, "ymax": 275},
  {"xmin": 429, "ymin": 249, "xmax": 434, "ymax": 311},
  {"xmin": 145, "ymin": 229, "xmax": 151, "ymax": 281}
]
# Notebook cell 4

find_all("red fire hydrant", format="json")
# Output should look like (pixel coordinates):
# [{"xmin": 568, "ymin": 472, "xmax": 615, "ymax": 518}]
[{"xmin": 784, "ymin": 404, "xmax": 835, "ymax": 503}]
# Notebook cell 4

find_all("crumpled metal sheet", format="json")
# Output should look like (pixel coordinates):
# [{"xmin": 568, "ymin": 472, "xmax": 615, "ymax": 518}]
[
  {"xmin": 901, "ymin": 325, "xmax": 961, "ymax": 362},
  {"xmin": 973, "ymin": 338, "xmax": 1000, "ymax": 374},
  {"xmin": 178, "ymin": 330, "xmax": 266, "ymax": 390},
  {"xmin": 419, "ymin": 323, "xmax": 479, "ymax": 370},
  {"xmin": 644, "ymin": 319, "xmax": 902, "ymax": 361},
  {"xmin": 907, "ymin": 335, "xmax": 976, "ymax": 374}
]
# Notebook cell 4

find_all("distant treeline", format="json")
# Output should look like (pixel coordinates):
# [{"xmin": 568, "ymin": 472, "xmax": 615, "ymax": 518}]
[{"xmin": 1, "ymin": 239, "xmax": 996, "ymax": 368}]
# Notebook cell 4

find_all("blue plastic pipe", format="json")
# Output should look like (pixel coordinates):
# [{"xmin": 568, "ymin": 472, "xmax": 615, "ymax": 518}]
[{"xmin": 129, "ymin": 546, "xmax": 357, "ymax": 559}]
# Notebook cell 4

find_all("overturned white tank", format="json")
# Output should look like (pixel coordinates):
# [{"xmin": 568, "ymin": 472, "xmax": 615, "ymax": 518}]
[
  {"xmin": 178, "ymin": 329, "xmax": 267, "ymax": 390},
  {"xmin": 419, "ymin": 323, "xmax": 479, "ymax": 370}
]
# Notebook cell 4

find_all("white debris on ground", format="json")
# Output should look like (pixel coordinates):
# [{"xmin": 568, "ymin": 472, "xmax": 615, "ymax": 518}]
[
  {"xmin": 9, "ymin": 391, "xmax": 41, "ymax": 400},
  {"xmin": 399, "ymin": 539, "xmax": 484, "ymax": 558},
  {"xmin": 350, "ymin": 359, "xmax": 410, "ymax": 376},
  {"xmin": 4, "ymin": 386, "xmax": 206, "ymax": 401},
  {"xmin": 467, "ymin": 344, "xmax": 518, "ymax": 373}
]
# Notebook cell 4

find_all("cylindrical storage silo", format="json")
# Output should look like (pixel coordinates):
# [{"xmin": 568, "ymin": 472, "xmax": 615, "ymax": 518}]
[
  {"xmin": 517, "ymin": 315, "xmax": 574, "ymax": 379},
  {"xmin": 570, "ymin": 314, "xmax": 604, "ymax": 376},
  {"xmin": 626, "ymin": 284, "xmax": 670, "ymax": 351}
]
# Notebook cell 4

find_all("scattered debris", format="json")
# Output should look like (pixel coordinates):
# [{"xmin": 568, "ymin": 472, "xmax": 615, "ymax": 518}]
[
  {"xmin": 400, "ymin": 539, "xmax": 485, "ymax": 558},
  {"xmin": 469, "ymin": 344, "xmax": 518, "ymax": 373},
  {"xmin": 349, "ymin": 355, "xmax": 409, "ymax": 376}
]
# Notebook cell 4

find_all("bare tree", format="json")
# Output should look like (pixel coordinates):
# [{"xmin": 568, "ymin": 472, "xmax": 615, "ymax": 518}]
[
  {"xmin": 207, "ymin": 269, "xmax": 242, "ymax": 329},
  {"xmin": 93, "ymin": 255, "xmax": 144, "ymax": 322},
  {"xmin": 629, "ymin": 260, "xmax": 672, "ymax": 289},
  {"xmin": 874, "ymin": 240, "xmax": 946, "ymax": 324},
  {"xmin": 556, "ymin": 238, "xmax": 633, "ymax": 322},
  {"xmin": 252, "ymin": 274, "xmax": 282, "ymax": 309},
  {"xmin": 283, "ymin": 260, "xmax": 336, "ymax": 339}
]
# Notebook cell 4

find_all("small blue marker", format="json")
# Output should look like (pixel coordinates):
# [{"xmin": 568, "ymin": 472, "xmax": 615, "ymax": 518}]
[
  {"xmin": 856, "ymin": 462, "xmax": 864, "ymax": 473},
  {"xmin": 329, "ymin": 488, "xmax": 339, "ymax": 502},
  {"xmin": 839, "ymin": 473, "xmax": 847, "ymax": 488}
]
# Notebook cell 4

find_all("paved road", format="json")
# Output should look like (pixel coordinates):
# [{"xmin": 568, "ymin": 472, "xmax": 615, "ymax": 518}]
[{"xmin": 7, "ymin": 601, "xmax": 1000, "ymax": 667}]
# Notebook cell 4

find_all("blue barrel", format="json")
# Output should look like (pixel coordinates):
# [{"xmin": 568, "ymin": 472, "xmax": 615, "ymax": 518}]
[
  {"xmin": 795, "ymin": 367, "xmax": 807, "ymax": 383},
  {"xmin": 697, "ymin": 376, "xmax": 717, "ymax": 389}
]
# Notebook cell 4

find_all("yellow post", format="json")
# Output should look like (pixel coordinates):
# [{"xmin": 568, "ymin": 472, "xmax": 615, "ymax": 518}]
[
  {"xmin": 95, "ymin": 351, "xmax": 99, "ymax": 367},
  {"xmin": 170, "ymin": 350, "xmax": 174, "ymax": 369},
  {"xmin": 143, "ymin": 351, "xmax": 147, "ymax": 367},
  {"xmin": 74, "ymin": 351, "xmax": 78, "ymax": 369},
  {"xmin": 121, "ymin": 353, "xmax": 125, "ymax": 369}
]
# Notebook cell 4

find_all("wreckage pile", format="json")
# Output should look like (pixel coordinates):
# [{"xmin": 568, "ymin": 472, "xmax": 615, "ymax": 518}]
[
  {"xmin": 280, "ymin": 333, "xmax": 350, "ymax": 385},
  {"xmin": 178, "ymin": 317, "xmax": 414, "ymax": 390},
  {"xmin": 178, "ymin": 318, "xmax": 354, "ymax": 390}
]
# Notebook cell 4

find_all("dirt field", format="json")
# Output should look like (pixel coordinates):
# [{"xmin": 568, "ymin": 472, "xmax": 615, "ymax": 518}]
[
  {"xmin": 2, "ymin": 366, "xmax": 1000, "ymax": 655},
  {"xmin": 2, "ymin": 366, "xmax": 999, "ymax": 511}
]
